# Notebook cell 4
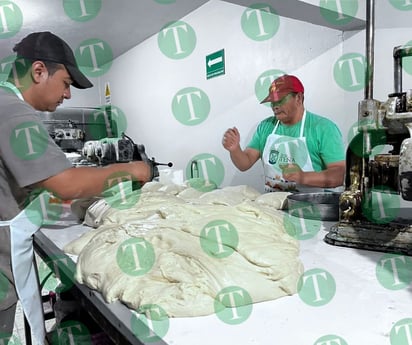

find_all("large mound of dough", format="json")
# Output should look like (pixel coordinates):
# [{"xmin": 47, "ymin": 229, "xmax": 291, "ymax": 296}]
[{"xmin": 64, "ymin": 183, "xmax": 302, "ymax": 317}]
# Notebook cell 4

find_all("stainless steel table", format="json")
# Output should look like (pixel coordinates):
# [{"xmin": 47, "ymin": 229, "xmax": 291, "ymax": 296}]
[{"xmin": 33, "ymin": 211, "xmax": 412, "ymax": 345}]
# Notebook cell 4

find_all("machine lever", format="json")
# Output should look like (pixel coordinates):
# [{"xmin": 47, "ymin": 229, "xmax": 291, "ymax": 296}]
[{"xmin": 152, "ymin": 161, "xmax": 173, "ymax": 167}]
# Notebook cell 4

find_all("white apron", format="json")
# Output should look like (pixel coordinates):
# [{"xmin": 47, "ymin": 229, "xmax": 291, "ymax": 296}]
[
  {"xmin": 0, "ymin": 81, "xmax": 45, "ymax": 344},
  {"xmin": 262, "ymin": 111, "xmax": 316, "ymax": 193},
  {"xmin": 0, "ymin": 199, "xmax": 46, "ymax": 345}
]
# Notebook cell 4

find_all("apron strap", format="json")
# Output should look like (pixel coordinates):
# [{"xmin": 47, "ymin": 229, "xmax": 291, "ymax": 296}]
[
  {"xmin": 272, "ymin": 110, "xmax": 307, "ymax": 138},
  {"xmin": 0, "ymin": 214, "xmax": 46, "ymax": 344}
]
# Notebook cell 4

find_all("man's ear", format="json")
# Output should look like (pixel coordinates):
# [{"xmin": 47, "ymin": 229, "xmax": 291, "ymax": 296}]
[
  {"xmin": 296, "ymin": 92, "xmax": 304, "ymax": 103},
  {"xmin": 31, "ymin": 61, "xmax": 48, "ymax": 83}
]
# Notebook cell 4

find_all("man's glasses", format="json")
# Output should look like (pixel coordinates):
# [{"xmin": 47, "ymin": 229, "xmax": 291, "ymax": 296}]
[{"xmin": 270, "ymin": 93, "xmax": 294, "ymax": 108}]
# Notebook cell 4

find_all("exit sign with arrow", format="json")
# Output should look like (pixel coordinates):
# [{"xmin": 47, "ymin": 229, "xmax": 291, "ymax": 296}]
[{"xmin": 206, "ymin": 49, "xmax": 225, "ymax": 79}]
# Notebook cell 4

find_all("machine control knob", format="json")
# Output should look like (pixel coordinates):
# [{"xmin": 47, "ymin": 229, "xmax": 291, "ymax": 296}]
[
  {"xmin": 339, "ymin": 198, "xmax": 351, "ymax": 212},
  {"xmin": 338, "ymin": 191, "xmax": 361, "ymax": 221}
]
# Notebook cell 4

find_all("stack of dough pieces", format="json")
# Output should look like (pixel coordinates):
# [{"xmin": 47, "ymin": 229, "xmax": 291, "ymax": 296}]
[{"xmin": 64, "ymin": 182, "xmax": 303, "ymax": 317}]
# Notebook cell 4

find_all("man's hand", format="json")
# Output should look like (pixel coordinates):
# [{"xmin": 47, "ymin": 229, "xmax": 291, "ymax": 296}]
[
  {"xmin": 282, "ymin": 164, "xmax": 304, "ymax": 183},
  {"xmin": 282, "ymin": 161, "xmax": 346, "ymax": 188},
  {"xmin": 222, "ymin": 126, "xmax": 260, "ymax": 171},
  {"xmin": 222, "ymin": 127, "xmax": 241, "ymax": 152},
  {"xmin": 128, "ymin": 161, "xmax": 152, "ymax": 184}
]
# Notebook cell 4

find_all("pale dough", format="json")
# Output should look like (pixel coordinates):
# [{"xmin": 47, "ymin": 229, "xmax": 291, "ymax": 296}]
[
  {"xmin": 255, "ymin": 191, "xmax": 291, "ymax": 210},
  {"xmin": 64, "ymin": 184, "xmax": 302, "ymax": 317}
]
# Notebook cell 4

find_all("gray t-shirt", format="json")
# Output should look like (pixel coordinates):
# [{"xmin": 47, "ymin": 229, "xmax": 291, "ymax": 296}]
[{"xmin": 0, "ymin": 86, "xmax": 72, "ymax": 309}]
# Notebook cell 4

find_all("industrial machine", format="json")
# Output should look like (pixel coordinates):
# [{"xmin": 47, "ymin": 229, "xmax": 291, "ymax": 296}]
[
  {"xmin": 46, "ymin": 119, "xmax": 86, "ymax": 152},
  {"xmin": 324, "ymin": 0, "xmax": 412, "ymax": 255},
  {"xmin": 43, "ymin": 107, "xmax": 172, "ymax": 178},
  {"xmin": 81, "ymin": 134, "xmax": 147, "ymax": 165},
  {"xmin": 81, "ymin": 133, "xmax": 172, "ymax": 174}
]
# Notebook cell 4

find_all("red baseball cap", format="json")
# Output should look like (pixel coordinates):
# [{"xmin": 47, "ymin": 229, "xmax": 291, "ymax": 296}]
[{"xmin": 260, "ymin": 75, "xmax": 304, "ymax": 104}]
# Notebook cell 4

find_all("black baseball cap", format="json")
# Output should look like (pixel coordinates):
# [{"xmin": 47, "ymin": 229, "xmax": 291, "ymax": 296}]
[{"xmin": 13, "ymin": 31, "xmax": 93, "ymax": 89}]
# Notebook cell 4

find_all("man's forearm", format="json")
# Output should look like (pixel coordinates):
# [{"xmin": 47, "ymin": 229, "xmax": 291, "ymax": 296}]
[
  {"xmin": 229, "ymin": 147, "xmax": 255, "ymax": 171},
  {"xmin": 284, "ymin": 165, "xmax": 345, "ymax": 188}
]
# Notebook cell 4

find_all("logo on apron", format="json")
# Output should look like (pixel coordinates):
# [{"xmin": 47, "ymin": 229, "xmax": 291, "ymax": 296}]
[
  {"xmin": 262, "ymin": 111, "xmax": 315, "ymax": 192},
  {"xmin": 268, "ymin": 149, "xmax": 279, "ymax": 164}
]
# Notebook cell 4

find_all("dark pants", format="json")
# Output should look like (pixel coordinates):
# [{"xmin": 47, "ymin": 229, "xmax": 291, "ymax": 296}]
[{"xmin": 0, "ymin": 303, "xmax": 17, "ymax": 344}]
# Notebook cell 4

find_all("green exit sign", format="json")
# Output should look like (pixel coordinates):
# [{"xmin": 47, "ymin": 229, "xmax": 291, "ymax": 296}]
[{"xmin": 206, "ymin": 49, "xmax": 225, "ymax": 79}]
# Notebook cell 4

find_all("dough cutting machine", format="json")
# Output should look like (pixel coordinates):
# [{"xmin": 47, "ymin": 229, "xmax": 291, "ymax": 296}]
[
  {"xmin": 42, "ymin": 107, "xmax": 172, "ymax": 178},
  {"xmin": 324, "ymin": 0, "xmax": 412, "ymax": 255}
]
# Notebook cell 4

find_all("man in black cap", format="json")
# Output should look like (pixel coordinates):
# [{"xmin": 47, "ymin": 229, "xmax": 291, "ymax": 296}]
[{"xmin": 0, "ymin": 32, "xmax": 152, "ymax": 342}]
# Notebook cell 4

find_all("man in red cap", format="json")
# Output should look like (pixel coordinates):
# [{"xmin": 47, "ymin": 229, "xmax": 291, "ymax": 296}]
[
  {"xmin": 0, "ymin": 32, "xmax": 152, "ymax": 343},
  {"xmin": 222, "ymin": 74, "xmax": 345, "ymax": 192}
]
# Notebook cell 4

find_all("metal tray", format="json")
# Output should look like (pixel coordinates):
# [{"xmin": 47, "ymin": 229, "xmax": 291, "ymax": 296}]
[{"xmin": 286, "ymin": 192, "xmax": 341, "ymax": 221}]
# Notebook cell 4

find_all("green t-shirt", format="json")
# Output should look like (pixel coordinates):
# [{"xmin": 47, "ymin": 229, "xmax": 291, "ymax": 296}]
[{"xmin": 248, "ymin": 111, "xmax": 345, "ymax": 172}]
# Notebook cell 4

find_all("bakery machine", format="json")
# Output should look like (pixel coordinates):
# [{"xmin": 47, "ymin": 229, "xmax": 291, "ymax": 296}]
[
  {"xmin": 81, "ymin": 134, "xmax": 172, "ymax": 176},
  {"xmin": 43, "ymin": 107, "xmax": 172, "ymax": 177},
  {"xmin": 324, "ymin": 0, "xmax": 412, "ymax": 255},
  {"xmin": 44, "ymin": 119, "xmax": 86, "ymax": 152}
]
